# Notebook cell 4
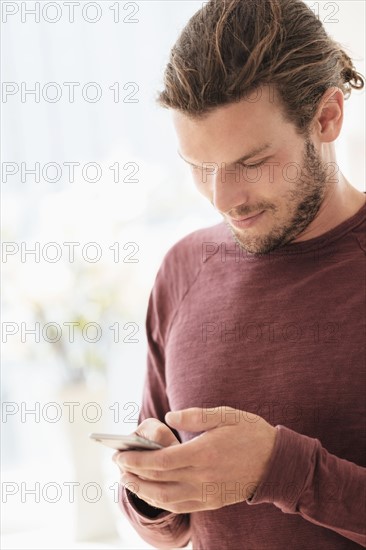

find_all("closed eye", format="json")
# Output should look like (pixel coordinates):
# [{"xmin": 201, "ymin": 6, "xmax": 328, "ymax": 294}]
[
  {"xmin": 190, "ymin": 159, "xmax": 267, "ymax": 171},
  {"xmin": 237, "ymin": 160, "xmax": 265, "ymax": 169}
]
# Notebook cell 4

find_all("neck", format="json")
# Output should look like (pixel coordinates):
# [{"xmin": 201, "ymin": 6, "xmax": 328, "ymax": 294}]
[{"xmin": 294, "ymin": 143, "xmax": 365, "ymax": 242}]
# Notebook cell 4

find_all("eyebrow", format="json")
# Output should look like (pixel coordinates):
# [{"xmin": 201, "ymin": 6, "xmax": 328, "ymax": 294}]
[{"xmin": 177, "ymin": 143, "xmax": 272, "ymax": 167}]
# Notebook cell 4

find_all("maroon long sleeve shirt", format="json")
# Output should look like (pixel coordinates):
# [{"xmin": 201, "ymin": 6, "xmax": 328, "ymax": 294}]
[{"xmin": 119, "ymin": 200, "xmax": 366, "ymax": 549}]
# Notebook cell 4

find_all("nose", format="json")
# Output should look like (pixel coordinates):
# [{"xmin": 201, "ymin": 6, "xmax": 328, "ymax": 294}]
[{"xmin": 211, "ymin": 163, "xmax": 250, "ymax": 214}]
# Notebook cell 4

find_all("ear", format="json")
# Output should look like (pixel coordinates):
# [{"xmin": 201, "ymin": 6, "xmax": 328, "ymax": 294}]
[{"xmin": 312, "ymin": 87, "xmax": 344, "ymax": 143}]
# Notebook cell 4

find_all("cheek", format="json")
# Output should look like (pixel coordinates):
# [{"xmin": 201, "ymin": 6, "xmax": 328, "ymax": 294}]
[{"xmin": 252, "ymin": 158, "xmax": 293, "ymax": 191}]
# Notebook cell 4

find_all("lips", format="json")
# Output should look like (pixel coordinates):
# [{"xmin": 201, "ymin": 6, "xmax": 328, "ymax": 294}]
[
  {"xmin": 227, "ymin": 210, "xmax": 265, "ymax": 229},
  {"xmin": 230, "ymin": 211, "xmax": 263, "ymax": 222}
]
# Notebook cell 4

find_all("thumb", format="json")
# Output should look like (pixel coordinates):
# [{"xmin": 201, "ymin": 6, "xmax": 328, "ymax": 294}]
[{"xmin": 165, "ymin": 406, "xmax": 234, "ymax": 431}]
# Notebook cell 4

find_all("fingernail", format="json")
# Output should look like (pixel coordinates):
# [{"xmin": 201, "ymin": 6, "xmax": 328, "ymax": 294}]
[{"xmin": 166, "ymin": 411, "xmax": 180, "ymax": 423}]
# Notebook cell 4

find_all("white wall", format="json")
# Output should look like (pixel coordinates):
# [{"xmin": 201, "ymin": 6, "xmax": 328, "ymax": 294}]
[{"xmin": 1, "ymin": 1, "xmax": 365, "ymax": 548}]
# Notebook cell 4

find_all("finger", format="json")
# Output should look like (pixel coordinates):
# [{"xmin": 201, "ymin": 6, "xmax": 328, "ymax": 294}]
[
  {"xmin": 117, "ymin": 437, "xmax": 201, "ymax": 472},
  {"xmin": 136, "ymin": 419, "xmax": 180, "ymax": 447},
  {"xmin": 122, "ymin": 465, "xmax": 197, "ymax": 482},
  {"xmin": 125, "ymin": 476, "xmax": 224, "ymax": 514},
  {"xmin": 112, "ymin": 451, "xmax": 120, "ymax": 463},
  {"xmin": 165, "ymin": 406, "xmax": 241, "ymax": 431},
  {"xmin": 122, "ymin": 473, "xmax": 201, "ymax": 506},
  {"xmin": 113, "ymin": 451, "xmax": 127, "ymax": 472}
]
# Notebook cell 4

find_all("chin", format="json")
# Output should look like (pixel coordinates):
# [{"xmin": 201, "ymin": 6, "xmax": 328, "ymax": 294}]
[{"xmin": 231, "ymin": 224, "xmax": 295, "ymax": 254}]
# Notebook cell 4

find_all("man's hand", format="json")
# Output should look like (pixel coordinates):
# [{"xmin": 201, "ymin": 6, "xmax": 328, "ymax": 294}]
[
  {"xmin": 113, "ymin": 418, "xmax": 181, "ymax": 515},
  {"xmin": 114, "ymin": 407, "xmax": 277, "ymax": 513}
]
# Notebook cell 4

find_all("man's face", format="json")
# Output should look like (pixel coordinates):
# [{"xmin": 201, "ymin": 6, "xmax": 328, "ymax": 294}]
[{"xmin": 172, "ymin": 86, "xmax": 331, "ymax": 254}]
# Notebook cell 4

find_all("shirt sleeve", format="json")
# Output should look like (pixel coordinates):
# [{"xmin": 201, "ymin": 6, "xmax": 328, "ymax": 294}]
[
  {"xmin": 246, "ymin": 424, "xmax": 366, "ymax": 547},
  {"xmin": 118, "ymin": 484, "xmax": 190, "ymax": 549},
  {"xmin": 117, "ymin": 260, "xmax": 191, "ymax": 549}
]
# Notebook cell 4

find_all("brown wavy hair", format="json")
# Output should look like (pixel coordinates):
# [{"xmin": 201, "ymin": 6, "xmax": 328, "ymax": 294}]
[{"xmin": 156, "ymin": 0, "xmax": 364, "ymax": 136}]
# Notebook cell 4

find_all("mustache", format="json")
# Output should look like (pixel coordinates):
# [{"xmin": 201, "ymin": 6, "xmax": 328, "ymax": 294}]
[{"xmin": 226, "ymin": 205, "xmax": 272, "ymax": 218}]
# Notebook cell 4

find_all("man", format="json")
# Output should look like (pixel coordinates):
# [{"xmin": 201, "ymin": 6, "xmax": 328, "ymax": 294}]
[{"xmin": 114, "ymin": 0, "xmax": 365, "ymax": 547}]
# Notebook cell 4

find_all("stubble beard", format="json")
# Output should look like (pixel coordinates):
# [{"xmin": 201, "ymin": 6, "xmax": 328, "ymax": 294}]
[{"xmin": 225, "ymin": 138, "xmax": 332, "ymax": 255}]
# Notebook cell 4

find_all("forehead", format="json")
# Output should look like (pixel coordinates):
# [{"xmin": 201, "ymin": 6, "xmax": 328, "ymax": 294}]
[{"xmin": 171, "ymin": 86, "xmax": 286, "ymax": 164}]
